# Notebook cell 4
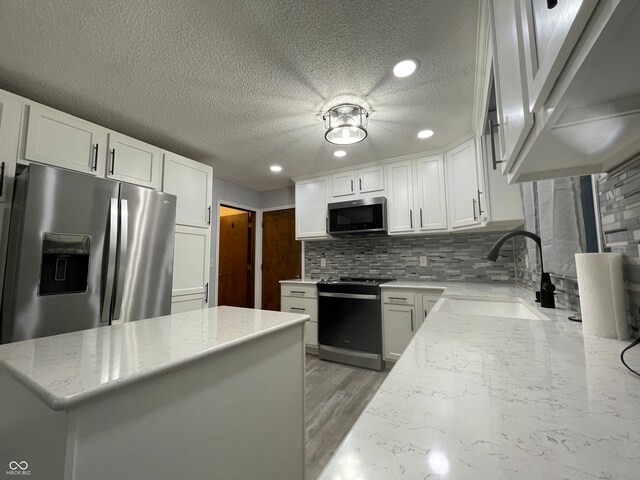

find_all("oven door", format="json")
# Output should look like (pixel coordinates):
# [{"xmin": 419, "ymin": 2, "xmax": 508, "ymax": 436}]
[
  {"xmin": 327, "ymin": 198, "xmax": 387, "ymax": 235},
  {"xmin": 318, "ymin": 292, "xmax": 382, "ymax": 354}
]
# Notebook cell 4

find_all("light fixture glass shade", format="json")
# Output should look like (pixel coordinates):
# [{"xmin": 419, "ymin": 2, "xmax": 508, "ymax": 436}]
[{"xmin": 323, "ymin": 104, "xmax": 368, "ymax": 145}]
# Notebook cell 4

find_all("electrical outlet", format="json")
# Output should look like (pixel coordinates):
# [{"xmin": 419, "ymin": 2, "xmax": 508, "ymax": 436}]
[
  {"xmin": 320, "ymin": 258, "xmax": 326, "ymax": 267},
  {"xmin": 419, "ymin": 256, "xmax": 428, "ymax": 267}
]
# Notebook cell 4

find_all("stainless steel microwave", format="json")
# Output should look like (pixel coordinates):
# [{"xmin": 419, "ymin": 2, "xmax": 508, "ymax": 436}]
[{"xmin": 327, "ymin": 197, "xmax": 388, "ymax": 236}]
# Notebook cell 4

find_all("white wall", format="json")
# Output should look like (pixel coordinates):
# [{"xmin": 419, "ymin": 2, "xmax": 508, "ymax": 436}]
[{"xmin": 260, "ymin": 186, "xmax": 294, "ymax": 210}]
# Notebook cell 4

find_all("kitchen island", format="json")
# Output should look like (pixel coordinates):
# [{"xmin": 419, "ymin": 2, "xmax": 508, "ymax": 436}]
[
  {"xmin": 319, "ymin": 284, "xmax": 640, "ymax": 479},
  {"xmin": 0, "ymin": 306, "xmax": 308, "ymax": 480}
]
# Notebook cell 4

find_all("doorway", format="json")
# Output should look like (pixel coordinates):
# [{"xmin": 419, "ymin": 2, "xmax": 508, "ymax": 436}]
[
  {"xmin": 218, "ymin": 205, "xmax": 256, "ymax": 308},
  {"xmin": 261, "ymin": 208, "xmax": 301, "ymax": 311}
]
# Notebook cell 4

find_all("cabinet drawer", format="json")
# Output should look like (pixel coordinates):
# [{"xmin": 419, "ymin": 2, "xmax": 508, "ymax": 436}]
[
  {"xmin": 382, "ymin": 290, "xmax": 415, "ymax": 305},
  {"xmin": 281, "ymin": 296, "xmax": 317, "ymax": 323},
  {"xmin": 281, "ymin": 284, "xmax": 317, "ymax": 298}
]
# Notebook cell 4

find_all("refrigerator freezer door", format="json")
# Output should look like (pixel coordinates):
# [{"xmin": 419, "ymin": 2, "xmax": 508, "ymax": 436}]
[
  {"xmin": 113, "ymin": 183, "xmax": 176, "ymax": 323},
  {"xmin": 1, "ymin": 164, "xmax": 120, "ymax": 343}
]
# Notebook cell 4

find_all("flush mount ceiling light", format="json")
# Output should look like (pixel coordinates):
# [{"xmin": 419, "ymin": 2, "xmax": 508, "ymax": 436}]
[
  {"xmin": 417, "ymin": 129, "xmax": 434, "ymax": 139},
  {"xmin": 393, "ymin": 59, "xmax": 418, "ymax": 78},
  {"xmin": 323, "ymin": 104, "xmax": 368, "ymax": 145},
  {"xmin": 270, "ymin": 165, "xmax": 282, "ymax": 172},
  {"xmin": 333, "ymin": 150, "xmax": 347, "ymax": 158}
]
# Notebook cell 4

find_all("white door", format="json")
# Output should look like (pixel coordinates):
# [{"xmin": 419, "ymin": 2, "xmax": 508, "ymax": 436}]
[
  {"xmin": 383, "ymin": 304, "xmax": 416, "ymax": 362},
  {"xmin": 358, "ymin": 165, "xmax": 385, "ymax": 193},
  {"xmin": 491, "ymin": 0, "xmax": 534, "ymax": 169},
  {"xmin": 386, "ymin": 160, "xmax": 415, "ymax": 233},
  {"xmin": 24, "ymin": 103, "xmax": 107, "ymax": 175},
  {"xmin": 332, "ymin": 171, "xmax": 356, "ymax": 197},
  {"xmin": 173, "ymin": 225, "xmax": 211, "ymax": 303},
  {"xmin": 446, "ymin": 139, "xmax": 480, "ymax": 228},
  {"xmin": 520, "ymin": 0, "xmax": 597, "ymax": 110},
  {"xmin": 295, "ymin": 176, "xmax": 329, "ymax": 239},
  {"xmin": 106, "ymin": 132, "xmax": 161, "ymax": 189},
  {"xmin": 162, "ymin": 152, "xmax": 213, "ymax": 228},
  {"xmin": 0, "ymin": 91, "xmax": 21, "ymax": 203},
  {"xmin": 171, "ymin": 293, "xmax": 207, "ymax": 314},
  {"xmin": 414, "ymin": 155, "xmax": 447, "ymax": 231}
]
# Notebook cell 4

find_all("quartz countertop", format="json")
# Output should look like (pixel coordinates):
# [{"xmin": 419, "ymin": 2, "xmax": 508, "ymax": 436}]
[
  {"xmin": 319, "ymin": 288, "xmax": 640, "ymax": 479},
  {"xmin": 279, "ymin": 278, "xmax": 318, "ymax": 285},
  {"xmin": 0, "ymin": 306, "xmax": 308, "ymax": 411}
]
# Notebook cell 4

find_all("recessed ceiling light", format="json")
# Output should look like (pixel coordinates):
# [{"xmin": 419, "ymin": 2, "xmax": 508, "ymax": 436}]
[
  {"xmin": 270, "ymin": 165, "xmax": 282, "ymax": 172},
  {"xmin": 333, "ymin": 150, "xmax": 347, "ymax": 158},
  {"xmin": 393, "ymin": 59, "xmax": 418, "ymax": 78},
  {"xmin": 417, "ymin": 129, "xmax": 434, "ymax": 139}
]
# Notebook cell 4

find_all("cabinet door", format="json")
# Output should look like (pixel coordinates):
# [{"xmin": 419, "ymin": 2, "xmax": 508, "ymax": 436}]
[
  {"xmin": 332, "ymin": 171, "xmax": 356, "ymax": 197},
  {"xmin": 386, "ymin": 160, "xmax": 415, "ymax": 233},
  {"xmin": 304, "ymin": 321, "xmax": 318, "ymax": 347},
  {"xmin": 172, "ymin": 225, "xmax": 211, "ymax": 301},
  {"xmin": 24, "ymin": 103, "xmax": 107, "ymax": 175},
  {"xmin": 446, "ymin": 139, "xmax": 480, "ymax": 228},
  {"xmin": 0, "ymin": 91, "xmax": 21, "ymax": 203},
  {"xmin": 171, "ymin": 293, "xmax": 206, "ymax": 314},
  {"xmin": 106, "ymin": 132, "xmax": 161, "ymax": 189},
  {"xmin": 162, "ymin": 152, "xmax": 213, "ymax": 228},
  {"xmin": 383, "ymin": 304, "xmax": 416, "ymax": 362},
  {"xmin": 414, "ymin": 155, "xmax": 447, "ymax": 231},
  {"xmin": 358, "ymin": 165, "xmax": 385, "ymax": 193},
  {"xmin": 418, "ymin": 294, "xmax": 441, "ymax": 327},
  {"xmin": 295, "ymin": 177, "xmax": 329, "ymax": 238},
  {"xmin": 491, "ymin": 0, "xmax": 534, "ymax": 168},
  {"xmin": 520, "ymin": 0, "xmax": 597, "ymax": 110}
]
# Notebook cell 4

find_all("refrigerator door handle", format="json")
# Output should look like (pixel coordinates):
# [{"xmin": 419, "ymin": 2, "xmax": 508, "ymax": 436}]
[
  {"xmin": 112, "ymin": 199, "xmax": 129, "ymax": 320},
  {"xmin": 101, "ymin": 198, "xmax": 119, "ymax": 324}
]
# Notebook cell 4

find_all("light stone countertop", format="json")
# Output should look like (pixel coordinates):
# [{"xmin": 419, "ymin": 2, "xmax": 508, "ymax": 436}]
[
  {"xmin": 319, "ymin": 286, "xmax": 640, "ymax": 479},
  {"xmin": 0, "ymin": 306, "xmax": 308, "ymax": 410},
  {"xmin": 279, "ymin": 278, "xmax": 319, "ymax": 285}
]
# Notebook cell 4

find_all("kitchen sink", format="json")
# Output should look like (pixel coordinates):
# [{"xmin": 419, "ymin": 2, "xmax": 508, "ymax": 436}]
[{"xmin": 434, "ymin": 298, "xmax": 548, "ymax": 320}]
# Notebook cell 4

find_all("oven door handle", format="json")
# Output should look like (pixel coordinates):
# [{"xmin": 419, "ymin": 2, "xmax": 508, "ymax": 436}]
[{"xmin": 318, "ymin": 292, "xmax": 380, "ymax": 300}]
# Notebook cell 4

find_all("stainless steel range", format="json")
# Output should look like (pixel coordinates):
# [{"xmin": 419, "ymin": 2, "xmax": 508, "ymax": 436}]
[{"xmin": 317, "ymin": 277, "xmax": 394, "ymax": 371}]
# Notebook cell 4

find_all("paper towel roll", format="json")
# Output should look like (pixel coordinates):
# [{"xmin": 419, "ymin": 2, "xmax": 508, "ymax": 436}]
[{"xmin": 575, "ymin": 253, "xmax": 629, "ymax": 340}]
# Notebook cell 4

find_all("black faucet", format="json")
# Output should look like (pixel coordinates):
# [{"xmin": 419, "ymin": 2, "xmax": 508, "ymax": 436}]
[{"xmin": 486, "ymin": 230, "xmax": 556, "ymax": 309}]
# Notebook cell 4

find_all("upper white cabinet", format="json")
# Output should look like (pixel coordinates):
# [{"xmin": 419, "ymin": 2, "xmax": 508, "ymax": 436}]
[
  {"xmin": 519, "ymin": 0, "xmax": 597, "ymax": 111},
  {"xmin": 446, "ymin": 139, "xmax": 481, "ymax": 229},
  {"xmin": 0, "ymin": 91, "xmax": 21, "ymax": 203},
  {"xmin": 331, "ymin": 165, "xmax": 385, "ymax": 198},
  {"xmin": 162, "ymin": 152, "xmax": 212, "ymax": 228},
  {"xmin": 23, "ymin": 103, "xmax": 107, "ymax": 176},
  {"xmin": 491, "ymin": 0, "xmax": 534, "ymax": 171},
  {"xmin": 414, "ymin": 155, "xmax": 447, "ymax": 232},
  {"xmin": 106, "ymin": 132, "xmax": 161, "ymax": 189},
  {"xmin": 295, "ymin": 176, "xmax": 329, "ymax": 239},
  {"xmin": 385, "ymin": 160, "xmax": 414, "ymax": 234}
]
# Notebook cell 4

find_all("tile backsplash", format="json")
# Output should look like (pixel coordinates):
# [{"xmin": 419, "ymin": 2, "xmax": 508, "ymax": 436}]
[{"xmin": 304, "ymin": 232, "xmax": 516, "ymax": 282}]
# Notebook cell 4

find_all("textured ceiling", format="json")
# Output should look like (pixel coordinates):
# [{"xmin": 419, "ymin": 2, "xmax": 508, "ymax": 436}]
[{"xmin": 0, "ymin": 0, "xmax": 479, "ymax": 191}]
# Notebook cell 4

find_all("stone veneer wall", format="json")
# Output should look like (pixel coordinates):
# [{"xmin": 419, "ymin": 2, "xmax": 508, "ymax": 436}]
[{"xmin": 304, "ymin": 232, "xmax": 516, "ymax": 282}]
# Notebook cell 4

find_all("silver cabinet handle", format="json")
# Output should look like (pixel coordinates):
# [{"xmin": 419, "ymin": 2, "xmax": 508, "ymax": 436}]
[
  {"xmin": 110, "ymin": 148, "xmax": 116, "ymax": 175},
  {"xmin": 472, "ymin": 198, "xmax": 478, "ymax": 222},
  {"xmin": 93, "ymin": 144, "xmax": 99, "ymax": 171},
  {"xmin": 359, "ymin": 178, "xmax": 362, "ymax": 191},
  {"xmin": 207, "ymin": 206, "xmax": 212, "ymax": 225},
  {"xmin": 424, "ymin": 309, "xmax": 427, "ymax": 318},
  {"xmin": 477, "ymin": 190, "xmax": 484, "ymax": 215},
  {"xmin": 388, "ymin": 296, "xmax": 408, "ymax": 301},
  {"xmin": 489, "ymin": 118, "xmax": 504, "ymax": 171},
  {"xmin": 410, "ymin": 309, "xmax": 414, "ymax": 332},
  {"xmin": 290, "ymin": 290, "xmax": 306, "ymax": 295},
  {"xmin": 101, "ymin": 198, "xmax": 119, "ymax": 324},
  {"xmin": 0, "ymin": 162, "xmax": 4, "ymax": 197},
  {"xmin": 409, "ymin": 209, "xmax": 413, "ymax": 229},
  {"xmin": 419, "ymin": 208, "xmax": 423, "ymax": 228},
  {"xmin": 350, "ymin": 179, "xmax": 354, "ymax": 192},
  {"xmin": 112, "ymin": 199, "xmax": 128, "ymax": 320},
  {"xmin": 290, "ymin": 307, "xmax": 306, "ymax": 312}
]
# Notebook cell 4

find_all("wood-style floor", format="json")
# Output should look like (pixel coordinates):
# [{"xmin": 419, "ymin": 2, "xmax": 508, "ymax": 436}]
[{"xmin": 305, "ymin": 354, "xmax": 389, "ymax": 480}]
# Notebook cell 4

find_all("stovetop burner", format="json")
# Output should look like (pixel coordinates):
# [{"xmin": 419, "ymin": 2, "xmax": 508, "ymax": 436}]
[{"xmin": 318, "ymin": 277, "xmax": 395, "ymax": 286}]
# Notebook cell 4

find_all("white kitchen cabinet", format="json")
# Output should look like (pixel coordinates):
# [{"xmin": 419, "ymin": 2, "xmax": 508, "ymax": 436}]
[
  {"xmin": 358, "ymin": 165, "xmax": 385, "ymax": 194},
  {"xmin": 171, "ymin": 293, "xmax": 207, "ymax": 314},
  {"xmin": 520, "ymin": 0, "xmax": 597, "ymax": 111},
  {"xmin": 162, "ymin": 152, "xmax": 213, "ymax": 228},
  {"xmin": 418, "ymin": 293, "xmax": 442, "ymax": 328},
  {"xmin": 23, "ymin": 103, "xmax": 107, "ymax": 176},
  {"xmin": 414, "ymin": 155, "xmax": 447, "ymax": 231},
  {"xmin": 172, "ymin": 225, "xmax": 211, "ymax": 302},
  {"xmin": 281, "ymin": 283, "xmax": 318, "ymax": 349},
  {"xmin": 332, "ymin": 171, "xmax": 356, "ymax": 197},
  {"xmin": 386, "ymin": 160, "xmax": 414, "ymax": 234},
  {"xmin": 491, "ymin": 0, "xmax": 534, "ymax": 171},
  {"xmin": 0, "ymin": 91, "xmax": 21, "ymax": 204},
  {"xmin": 446, "ymin": 139, "xmax": 481, "ymax": 229},
  {"xmin": 295, "ymin": 176, "xmax": 329, "ymax": 239},
  {"xmin": 383, "ymin": 304, "xmax": 416, "ymax": 362},
  {"xmin": 106, "ymin": 132, "xmax": 162, "ymax": 189}
]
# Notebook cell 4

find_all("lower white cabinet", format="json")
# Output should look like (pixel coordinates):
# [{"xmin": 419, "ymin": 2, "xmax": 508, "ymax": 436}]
[
  {"xmin": 281, "ymin": 284, "xmax": 318, "ymax": 348},
  {"xmin": 172, "ymin": 225, "xmax": 211, "ymax": 301},
  {"xmin": 106, "ymin": 131, "xmax": 162, "ymax": 189}
]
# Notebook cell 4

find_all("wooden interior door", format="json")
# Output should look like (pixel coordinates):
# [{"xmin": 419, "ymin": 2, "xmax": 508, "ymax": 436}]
[
  {"xmin": 218, "ymin": 212, "xmax": 253, "ymax": 307},
  {"xmin": 261, "ymin": 209, "xmax": 301, "ymax": 311}
]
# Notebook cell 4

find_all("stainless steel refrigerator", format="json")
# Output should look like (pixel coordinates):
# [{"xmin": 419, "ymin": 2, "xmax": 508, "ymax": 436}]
[{"xmin": 1, "ymin": 164, "xmax": 177, "ymax": 343}]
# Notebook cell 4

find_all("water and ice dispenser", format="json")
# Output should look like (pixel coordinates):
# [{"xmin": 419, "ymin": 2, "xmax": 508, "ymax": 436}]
[{"xmin": 39, "ymin": 233, "xmax": 91, "ymax": 295}]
